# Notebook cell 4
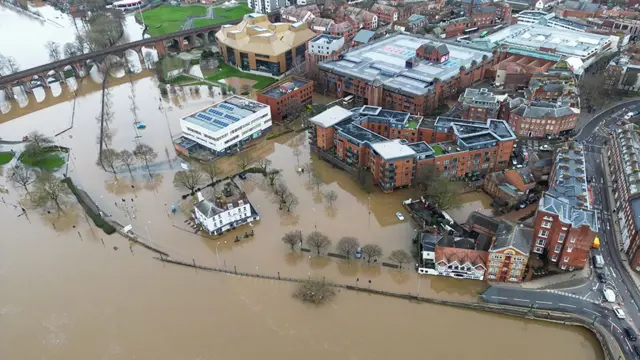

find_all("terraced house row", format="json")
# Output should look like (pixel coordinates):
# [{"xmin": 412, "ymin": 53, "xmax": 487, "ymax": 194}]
[{"xmin": 309, "ymin": 105, "xmax": 516, "ymax": 192}]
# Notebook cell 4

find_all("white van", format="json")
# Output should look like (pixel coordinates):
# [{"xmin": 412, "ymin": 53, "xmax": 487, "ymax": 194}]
[
  {"xmin": 593, "ymin": 254, "xmax": 605, "ymax": 269},
  {"xmin": 603, "ymin": 288, "xmax": 616, "ymax": 303}
]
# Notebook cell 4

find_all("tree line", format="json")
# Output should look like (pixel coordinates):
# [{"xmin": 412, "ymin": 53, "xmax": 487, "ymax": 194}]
[{"xmin": 281, "ymin": 230, "xmax": 414, "ymax": 269}]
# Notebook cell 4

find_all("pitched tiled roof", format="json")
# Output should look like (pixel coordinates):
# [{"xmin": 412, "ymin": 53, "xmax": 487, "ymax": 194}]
[{"xmin": 492, "ymin": 222, "xmax": 532, "ymax": 255}]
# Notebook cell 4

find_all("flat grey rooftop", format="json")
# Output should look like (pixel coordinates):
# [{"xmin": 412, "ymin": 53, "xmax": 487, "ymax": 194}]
[{"xmin": 319, "ymin": 33, "xmax": 492, "ymax": 96}]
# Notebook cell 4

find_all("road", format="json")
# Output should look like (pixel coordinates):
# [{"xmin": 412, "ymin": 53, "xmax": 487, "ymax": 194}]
[
  {"xmin": 484, "ymin": 100, "xmax": 640, "ymax": 359},
  {"xmin": 482, "ymin": 287, "xmax": 635, "ymax": 359}
]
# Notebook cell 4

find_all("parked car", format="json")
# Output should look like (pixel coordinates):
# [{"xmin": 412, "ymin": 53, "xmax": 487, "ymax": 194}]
[
  {"xmin": 396, "ymin": 212, "xmax": 405, "ymax": 221},
  {"xmin": 624, "ymin": 327, "xmax": 638, "ymax": 341},
  {"xmin": 597, "ymin": 272, "xmax": 607, "ymax": 283},
  {"xmin": 613, "ymin": 306, "xmax": 626, "ymax": 319},
  {"xmin": 603, "ymin": 288, "xmax": 616, "ymax": 303},
  {"xmin": 539, "ymin": 144, "xmax": 552, "ymax": 152},
  {"xmin": 238, "ymin": 172, "xmax": 248, "ymax": 180},
  {"xmin": 633, "ymin": 345, "xmax": 640, "ymax": 357}
]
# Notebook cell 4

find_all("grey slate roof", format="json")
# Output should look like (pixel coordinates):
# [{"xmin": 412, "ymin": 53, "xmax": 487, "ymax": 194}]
[
  {"xmin": 492, "ymin": 222, "xmax": 532, "ymax": 255},
  {"xmin": 195, "ymin": 199, "xmax": 220, "ymax": 218},
  {"xmin": 467, "ymin": 211, "xmax": 502, "ymax": 233},
  {"xmin": 353, "ymin": 29, "xmax": 376, "ymax": 44},
  {"xmin": 511, "ymin": 101, "xmax": 576, "ymax": 119},
  {"xmin": 539, "ymin": 144, "xmax": 597, "ymax": 231}
]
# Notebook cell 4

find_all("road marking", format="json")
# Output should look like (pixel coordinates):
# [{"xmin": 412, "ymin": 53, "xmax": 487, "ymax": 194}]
[
  {"xmin": 584, "ymin": 291, "xmax": 592, "ymax": 299},
  {"xmin": 595, "ymin": 283, "xmax": 600, "ymax": 291},
  {"xmin": 609, "ymin": 319, "xmax": 622, "ymax": 332},
  {"xmin": 514, "ymin": 298, "xmax": 529, "ymax": 302},
  {"xmin": 609, "ymin": 267, "xmax": 617, "ymax": 278},
  {"xmin": 536, "ymin": 301, "xmax": 552, "ymax": 305},
  {"xmin": 560, "ymin": 303, "xmax": 577, "ymax": 308},
  {"xmin": 491, "ymin": 296, "xmax": 507, "ymax": 300},
  {"xmin": 585, "ymin": 308, "xmax": 600, "ymax": 316}
]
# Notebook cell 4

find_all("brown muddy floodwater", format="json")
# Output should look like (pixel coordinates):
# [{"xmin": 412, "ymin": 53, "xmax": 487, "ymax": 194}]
[
  {"xmin": 0, "ymin": 73, "xmax": 603, "ymax": 359},
  {"xmin": 220, "ymin": 77, "xmax": 258, "ymax": 97}
]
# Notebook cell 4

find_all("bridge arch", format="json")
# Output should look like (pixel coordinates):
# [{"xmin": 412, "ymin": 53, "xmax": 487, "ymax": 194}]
[
  {"xmin": 167, "ymin": 38, "xmax": 181, "ymax": 52},
  {"xmin": 29, "ymin": 75, "xmax": 47, "ymax": 88},
  {"xmin": 61, "ymin": 64, "xmax": 80, "ymax": 79},
  {"xmin": 207, "ymin": 30, "xmax": 216, "ymax": 44},
  {"xmin": 123, "ymin": 49, "xmax": 143, "ymax": 73},
  {"xmin": 195, "ymin": 32, "xmax": 207, "ymax": 47},
  {"xmin": 45, "ymin": 70, "xmax": 64, "ymax": 84}
]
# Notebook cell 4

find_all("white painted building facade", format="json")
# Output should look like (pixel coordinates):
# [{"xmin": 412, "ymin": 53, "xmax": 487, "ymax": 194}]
[
  {"xmin": 180, "ymin": 96, "xmax": 272, "ymax": 154},
  {"xmin": 193, "ymin": 191, "xmax": 260, "ymax": 235}
]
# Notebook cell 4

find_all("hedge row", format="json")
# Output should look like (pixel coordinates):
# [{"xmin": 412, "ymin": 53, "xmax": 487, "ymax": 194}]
[{"xmin": 62, "ymin": 178, "xmax": 116, "ymax": 235}]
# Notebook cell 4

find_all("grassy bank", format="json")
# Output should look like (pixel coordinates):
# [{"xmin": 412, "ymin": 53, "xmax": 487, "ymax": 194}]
[
  {"xmin": 19, "ymin": 149, "xmax": 66, "ymax": 171},
  {"xmin": 205, "ymin": 63, "xmax": 277, "ymax": 89},
  {"xmin": 0, "ymin": 151, "xmax": 15, "ymax": 166},
  {"xmin": 137, "ymin": 5, "xmax": 207, "ymax": 36},
  {"xmin": 192, "ymin": 4, "xmax": 252, "ymax": 27},
  {"xmin": 62, "ymin": 177, "xmax": 116, "ymax": 235}
]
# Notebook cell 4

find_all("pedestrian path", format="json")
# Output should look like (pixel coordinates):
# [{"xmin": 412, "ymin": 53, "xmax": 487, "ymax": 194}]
[{"xmin": 545, "ymin": 289, "xmax": 600, "ymax": 305}]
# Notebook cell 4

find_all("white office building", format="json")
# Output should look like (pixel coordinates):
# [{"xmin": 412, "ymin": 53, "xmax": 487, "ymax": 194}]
[
  {"xmin": 309, "ymin": 34, "xmax": 345, "ymax": 56},
  {"xmin": 180, "ymin": 96, "xmax": 272, "ymax": 154},
  {"xmin": 248, "ymin": 0, "xmax": 289, "ymax": 13},
  {"xmin": 193, "ymin": 181, "xmax": 260, "ymax": 235}
]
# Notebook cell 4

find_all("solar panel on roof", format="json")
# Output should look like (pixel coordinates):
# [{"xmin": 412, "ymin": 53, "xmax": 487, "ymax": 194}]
[
  {"xmin": 224, "ymin": 114, "xmax": 240, "ymax": 122},
  {"xmin": 196, "ymin": 113, "xmax": 213, "ymax": 121},
  {"xmin": 219, "ymin": 104, "xmax": 235, "ymax": 111},
  {"xmin": 213, "ymin": 119, "xmax": 228, "ymax": 128}
]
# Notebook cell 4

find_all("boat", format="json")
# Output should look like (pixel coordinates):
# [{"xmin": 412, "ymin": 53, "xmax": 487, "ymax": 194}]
[
  {"xmin": 136, "ymin": 123, "xmax": 146, "ymax": 129},
  {"xmin": 396, "ymin": 212, "xmax": 405, "ymax": 221}
]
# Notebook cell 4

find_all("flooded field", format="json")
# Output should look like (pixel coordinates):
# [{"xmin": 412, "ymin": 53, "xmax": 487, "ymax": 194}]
[
  {"xmin": 0, "ymin": 5, "xmax": 605, "ymax": 359},
  {"xmin": 220, "ymin": 77, "xmax": 257, "ymax": 96}
]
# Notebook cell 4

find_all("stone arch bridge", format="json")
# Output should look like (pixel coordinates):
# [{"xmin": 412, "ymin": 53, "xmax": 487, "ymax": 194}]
[{"xmin": 0, "ymin": 12, "xmax": 279, "ymax": 98}]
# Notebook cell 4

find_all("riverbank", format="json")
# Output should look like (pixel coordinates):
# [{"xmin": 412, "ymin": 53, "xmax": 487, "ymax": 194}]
[{"xmin": 157, "ymin": 256, "xmax": 620, "ymax": 360}]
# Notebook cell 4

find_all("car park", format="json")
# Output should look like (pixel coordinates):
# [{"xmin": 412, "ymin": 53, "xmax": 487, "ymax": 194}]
[
  {"xmin": 624, "ymin": 328, "xmax": 638, "ymax": 341},
  {"xmin": 614, "ymin": 306, "xmax": 626, "ymax": 319}
]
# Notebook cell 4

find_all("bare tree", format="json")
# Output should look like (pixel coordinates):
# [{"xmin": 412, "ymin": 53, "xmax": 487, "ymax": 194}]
[
  {"xmin": 98, "ymin": 148, "xmax": 121, "ymax": 178},
  {"xmin": 32, "ymin": 172, "xmax": 71, "ymax": 213},
  {"xmin": 323, "ymin": 190, "xmax": 338, "ymax": 205},
  {"xmin": 306, "ymin": 231, "xmax": 331, "ymax": 255},
  {"xmin": 143, "ymin": 51, "xmax": 155, "ymax": 68},
  {"xmin": 281, "ymin": 191, "xmax": 299, "ymax": 212},
  {"xmin": 292, "ymin": 147, "xmax": 302, "ymax": 164},
  {"xmin": 7, "ymin": 164, "xmax": 35, "ymax": 197},
  {"xmin": 294, "ymin": 280, "xmax": 335, "ymax": 305},
  {"xmin": 257, "ymin": 158, "xmax": 272, "ymax": 172},
  {"xmin": 235, "ymin": 152, "xmax": 253, "ymax": 172},
  {"xmin": 173, "ymin": 168, "xmax": 205, "ymax": 193},
  {"xmin": 388, "ymin": 249, "xmax": 413, "ymax": 269},
  {"xmin": 74, "ymin": 33, "xmax": 87, "ymax": 54},
  {"xmin": 241, "ymin": 83, "xmax": 251, "ymax": 94},
  {"xmin": 266, "ymin": 169, "xmax": 282, "ymax": 187},
  {"xmin": 201, "ymin": 161, "xmax": 220, "ymax": 185},
  {"xmin": 283, "ymin": 97, "xmax": 305, "ymax": 123},
  {"xmin": 302, "ymin": 162, "xmax": 313, "ymax": 178},
  {"xmin": 310, "ymin": 171, "xmax": 323, "ymax": 191},
  {"xmin": 133, "ymin": 143, "xmax": 158, "ymax": 177},
  {"xmin": 23, "ymin": 131, "xmax": 54, "ymax": 163},
  {"xmin": 336, "ymin": 237, "xmax": 360, "ymax": 259},
  {"xmin": 118, "ymin": 149, "xmax": 136, "ymax": 178},
  {"xmin": 282, "ymin": 230, "xmax": 302, "ymax": 251},
  {"xmin": 362, "ymin": 244, "xmax": 383, "ymax": 264},
  {"xmin": 44, "ymin": 41, "xmax": 62, "ymax": 62},
  {"xmin": 0, "ymin": 54, "xmax": 20, "ymax": 74},
  {"xmin": 63, "ymin": 43, "xmax": 80, "ymax": 58},
  {"xmin": 85, "ymin": 13, "xmax": 124, "ymax": 51},
  {"xmin": 274, "ymin": 181, "xmax": 289, "ymax": 199}
]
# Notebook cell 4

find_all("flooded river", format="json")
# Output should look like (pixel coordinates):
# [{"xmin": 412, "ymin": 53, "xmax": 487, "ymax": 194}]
[{"xmin": 0, "ymin": 5, "xmax": 604, "ymax": 359}]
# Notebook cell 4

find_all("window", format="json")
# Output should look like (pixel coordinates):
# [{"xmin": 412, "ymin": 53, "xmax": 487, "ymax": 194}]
[
  {"xmin": 567, "ymin": 246, "xmax": 573, "ymax": 253},
  {"xmin": 543, "ymin": 216, "xmax": 554, "ymax": 221},
  {"xmin": 554, "ymin": 244, "xmax": 561, "ymax": 253},
  {"xmin": 541, "ymin": 221, "xmax": 552, "ymax": 228},
  {"xmin": 551, "ymin": 254, "xmax": 558, "ymax": 261},
  {"xmin": 570, "ymin": 237, "xmax": 576, "ymax": 243},
  {"xmin": 534, "ymin": 246, "xmax": 544, "ymax": 254},
  {"xmin": 560, "ymin": 264, "xmax": 567, "ymax": 270},
  {"xmin": 558, "ymin": 233, "xmax": 565, "ymax": 243},
  {"xmin": 536, "ymin": 238, "xmax": 545, "ymax": 246},
  {"xmin": 539, "ymin": 230, "xmax": 549, "ymax": 238},
  {"xmin": 563, "ymin": 256, "xmax": 569, "ymax": 262}
]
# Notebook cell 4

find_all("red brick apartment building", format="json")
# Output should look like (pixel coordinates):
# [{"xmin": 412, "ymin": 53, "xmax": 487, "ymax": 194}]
[
  {"xmin": 309, "ymin": 105, "xmax": 516, "ymax": 192},
  {"xmin": 371, "ymin": 3, "xmax": 400, "ymax": 25},
  {"xmin": 610, "ymin": 125, "xmax": 640, "ymax": 272},
  {"xmin": 532, "ymin": 143, "xmax": 598, "ymax": 271},
  {"xmin": 318, "ymin": 33, "xmax": 496, "ymax": 115},
  {"xmin": 458, "ymin": 88, "xmax": 509, "ymax": 122},
  {"xmin": 256, "ymin": 77, "xmax": 313, "ymax": 122}
]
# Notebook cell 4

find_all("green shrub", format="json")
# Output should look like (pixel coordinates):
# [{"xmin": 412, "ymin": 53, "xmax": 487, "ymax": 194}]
[{"xmin": 62, "ymin": 178, "xmax": 116, "ymax": 235}]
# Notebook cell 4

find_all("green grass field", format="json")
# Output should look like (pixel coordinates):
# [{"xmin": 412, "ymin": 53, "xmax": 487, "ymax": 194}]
[
  {"xmin": 0, "ymin": 151, "xmax": 14, "ymax": 166},
  {"xmin": 205, "ymin": 63, "xmax": 277, "ymax": 89},
  {"xmin": 138, "ymin": 5, "xmax": 207, "ymax": 36},
  {"xmin": 19, "ymin": 151, "xmax": 66, "ymax": 172},
  {"xmin": 192, "ymin": 5, "xmax": 252, "ymax": 28}
]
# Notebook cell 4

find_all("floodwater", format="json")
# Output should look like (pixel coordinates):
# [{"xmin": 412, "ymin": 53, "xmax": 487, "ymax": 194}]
[
  {"xmin": 0, "ymin": 4, "xmax": 144, "ymax": 70},
  {"xmin": 221, "ymin": 77, "xmax": 257, "ymax": 96},
  {"xmin": 0, "ymin": 7, "xmax": 604, "ymax": 359}
]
